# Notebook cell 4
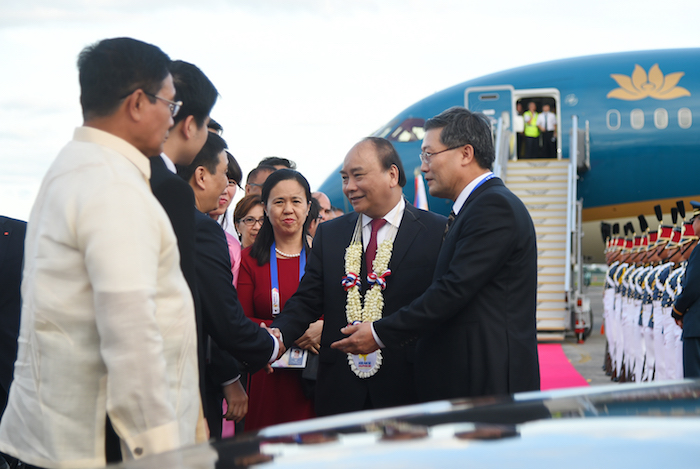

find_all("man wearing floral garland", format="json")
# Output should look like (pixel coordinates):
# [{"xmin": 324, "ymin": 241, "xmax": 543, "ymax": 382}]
[
  {"xmin": 333, "ymin": 107, "xmax": 540, "ymax": 402},
  {"xmin": 271, "ymin": 137, "xmax": 446, "ymax": 416}
]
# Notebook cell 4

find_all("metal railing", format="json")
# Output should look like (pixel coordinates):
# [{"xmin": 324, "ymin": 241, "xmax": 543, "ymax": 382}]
[
  {"xmin": 492, "ymin": 117, "xmax": 510, "ymax": 180},
  {"xmin": 565, "ymin": 115, "xmax": 579, "ymax": 293}
]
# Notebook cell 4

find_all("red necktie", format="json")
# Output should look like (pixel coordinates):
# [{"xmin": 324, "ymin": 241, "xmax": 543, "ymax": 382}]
[{"xmin": 366, "ymin": 218, "xmax": 387, "ymax": 274}]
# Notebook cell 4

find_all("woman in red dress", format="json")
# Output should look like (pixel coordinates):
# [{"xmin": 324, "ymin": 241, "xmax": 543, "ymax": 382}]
[{"xmin": 238, "ymin": 169, "xmax": 322, "ymax": 431}]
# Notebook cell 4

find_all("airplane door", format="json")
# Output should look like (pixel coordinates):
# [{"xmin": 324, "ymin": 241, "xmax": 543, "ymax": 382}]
[{"xmin": 465, "ymin": 85, "xmax": 514, "ymax": 130}]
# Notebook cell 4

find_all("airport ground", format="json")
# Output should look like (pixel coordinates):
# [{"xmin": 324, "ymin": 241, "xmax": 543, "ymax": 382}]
[{"xmin": 559, "ymin": 284, "xmax": 612, "ymax": 386}]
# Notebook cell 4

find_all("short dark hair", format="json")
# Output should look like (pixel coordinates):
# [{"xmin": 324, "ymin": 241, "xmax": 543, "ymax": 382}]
[
  {"xmin": 207, "ymin": 118, "xmax": 223, "ymax": 134},
  {"xmin": 78, "ymin": 37, "xmax": 171, "ymax": 120},
  {"xmin": 170, "ymin": 60, "xmax": 218, "ymax": 128},
  {"xmin": 177, "ymin": 132, "xmax": 228, "ymax": 182},
  {"xmin": 246, "ymin": 165, "xmax": 276, "ymax": 184},
  {"xmin": 257, "ymin": 156, "xmax": 297, "ymax": 170},
  {"xmin": 363, "ymin": 137, "xmax": 406, "ymax": 188},
  {"xmin": 225, "ymin": 151, "xmax": 242, "ymax": 186},
  {"xmin": 250, "ymin": 169, "xmax": 312, "ymax": 266},
  {"xmin": 424, "ymin": 106, "xmax": 494, "ymax": 171}
]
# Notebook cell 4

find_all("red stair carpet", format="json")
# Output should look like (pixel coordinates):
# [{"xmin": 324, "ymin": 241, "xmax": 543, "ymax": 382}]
[{"xmin": 538, "ymin": 343, "xmax": 589, "ymax": 390}]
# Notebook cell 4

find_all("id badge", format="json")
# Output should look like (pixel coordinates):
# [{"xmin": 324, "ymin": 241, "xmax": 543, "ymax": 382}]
[{"xmin": 271, "ymin": 288, "xmax": 280, "ymax": 316}]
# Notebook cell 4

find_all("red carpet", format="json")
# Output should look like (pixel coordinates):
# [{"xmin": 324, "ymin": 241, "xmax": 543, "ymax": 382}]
[{"xmin": 538, "ymin": 344, "xmax": 589, "ymax": 390}]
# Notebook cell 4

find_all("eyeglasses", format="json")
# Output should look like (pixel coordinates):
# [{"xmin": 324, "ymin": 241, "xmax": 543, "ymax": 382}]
[
  {"xmin": 419, "ymin": 144, "xmax": 466, "ymax": 165},
  {"xmin": 144, "ymin": 92, "xmax": 183, "ymax": 118},
  {"xmin": 240, "ymin": 216, "xmax": 265, "ymax": 227}
]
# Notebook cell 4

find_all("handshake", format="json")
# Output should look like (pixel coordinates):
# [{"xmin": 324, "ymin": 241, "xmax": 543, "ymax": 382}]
[
  {"xmin": 261, "ymin": 323, "xmax": 287, "ymax": 362},
  {"xmin": 260, "ymin": 320, "xmax": 325, "ymax": 371}
]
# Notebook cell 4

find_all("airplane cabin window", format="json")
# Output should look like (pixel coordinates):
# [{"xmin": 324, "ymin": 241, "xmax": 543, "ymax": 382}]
[
  {"xmin": 479, "ymin": 94, "xmax": 499, "ymax": 101},
  {"xmin": 386, "ymin": 117, "xmax": 426, "ymax": 142},
  {"xmin": 654, "ymin": 109, "xmax": 669, "ymax": 129},
  {"xmin": 372, "ymin": 118, "xmax": 399, "ymax": 139},
  {"xmin": 606, "ymin": 110, "xmax": 621, "ymax": 130},
  {"xmin": 630, "ymin": 109, "xmax": 644, "ymax": 130},
  {"xmin": 678, "ymin": 108, "xmax": 692, "ymax": 129}
]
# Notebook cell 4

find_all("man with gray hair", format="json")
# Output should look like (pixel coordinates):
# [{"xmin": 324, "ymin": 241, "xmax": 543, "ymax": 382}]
[
  {"xmin": 0, "ymin": 38, "xmax": 202, "ymax": 468},
  {"xmin": 334, "ymin": 106, "xmax": 540, "ymax": 402}
]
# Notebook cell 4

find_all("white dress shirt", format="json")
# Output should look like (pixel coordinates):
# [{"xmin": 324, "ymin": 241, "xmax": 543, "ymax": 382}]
[
  {"xmin": 366, "ymin": 198, "xmax": 405, "ymax": 348},
  {"xmin": 0, "ymin": 127, "xmax": 202, "ymax": 468},
  {"xmin": 160, "ymin": 152, "xmax": 177, "ymax": 173},
  {"xmin": 452, "ymin": 171, "xmax": 494, "ymax": 215},
  {"xmin": 361, "ymin": 197, "xmax": 406, "ymax": 250},
  {"xmin": 536, "ymin": 111, "xmax": 557, "ymax": 131}
]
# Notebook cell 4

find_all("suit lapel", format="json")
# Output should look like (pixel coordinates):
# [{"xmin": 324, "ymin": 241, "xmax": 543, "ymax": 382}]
[
  {"xmin": 389, "ymin": 204, "xmax": 422, "ymax": 271},
  {"xmin": 458, "ymin": 177, "xmax": 503, "ymax": 215}
]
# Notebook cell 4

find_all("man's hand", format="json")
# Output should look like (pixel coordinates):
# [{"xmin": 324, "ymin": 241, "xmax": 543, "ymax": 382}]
[
  {"xmin": 330, "ymin": 322, "xmax": 379, "ymax": 355},
  {"xmin": 295, "ymin": 320, "xmax": 324, "ymax": 354},
  {"xmin": 676, "ymin": 317, "xmax": 684, "ymax": 328},
  {"xmin": 260, "ymin": 323, "xmax": 287, "ymax": 359},
  {"xmin": 222, "ymin": 380, "xmax": 248, "ymax": 422}
]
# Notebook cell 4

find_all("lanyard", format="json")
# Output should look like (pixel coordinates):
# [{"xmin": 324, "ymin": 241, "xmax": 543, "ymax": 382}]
[
  {"xmin": 465, "ymin": 173, "xmax": 495, "ymax": 205},
  {"xmin": 452, "ymin": 173, "xmax": 495, "ymax": 218},
  {"xmin": 270, "ymin": 242, "xmax": 306, "ymax": 316}
]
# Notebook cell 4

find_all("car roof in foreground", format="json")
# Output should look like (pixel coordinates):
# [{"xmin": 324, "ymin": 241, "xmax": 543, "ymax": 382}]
[{"xmin": 111, "ymin": 380, "xmax": 700, "ymax": 469}]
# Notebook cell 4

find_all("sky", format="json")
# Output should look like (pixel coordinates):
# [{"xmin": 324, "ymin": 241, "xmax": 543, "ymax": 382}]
[{"xmin": 1, "ymin": 0, "xmax": 699, "ymax": 220}]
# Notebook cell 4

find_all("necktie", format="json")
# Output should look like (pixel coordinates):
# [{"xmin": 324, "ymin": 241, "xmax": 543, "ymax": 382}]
[
  {"xmin": 443, "ymin": 210, "xmax": 456, "ymax": 240},
  {"xmin": 366, "ymin": 218, "xmax": 387, "ymax": 274}
]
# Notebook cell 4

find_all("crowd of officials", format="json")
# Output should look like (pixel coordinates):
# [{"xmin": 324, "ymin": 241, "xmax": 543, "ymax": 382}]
[
  {"xmin": 602, "ymin": 201, "xmax": 700, "ymax": 383},
  {"xmin": 0, "ymin": 37, "xmax": 540, "ymax": 469}
]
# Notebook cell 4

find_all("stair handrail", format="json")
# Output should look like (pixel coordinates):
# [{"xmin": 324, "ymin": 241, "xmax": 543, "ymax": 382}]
[
  {"xmin": 565, "ymin": 115, "xmax": 579, "ymax": 293},
  {"xmin": 492, "ymin": 117, "xmax": 509, "ymax": 180}
]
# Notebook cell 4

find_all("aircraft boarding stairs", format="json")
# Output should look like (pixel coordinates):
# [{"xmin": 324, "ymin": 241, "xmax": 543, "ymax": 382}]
[
  {"xmin": 504, "ymin": 160, "xmax": 569, "ymax": 340},
  {"xmin": 491, "ymin": 116, "xmax": 590, "ymax": 341}
]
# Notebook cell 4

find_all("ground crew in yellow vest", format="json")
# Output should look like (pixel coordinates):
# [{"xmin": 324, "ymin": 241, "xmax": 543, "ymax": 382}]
[{"xmin": 523, "ymin": 101, "xmax": 540, "ymax": 158}]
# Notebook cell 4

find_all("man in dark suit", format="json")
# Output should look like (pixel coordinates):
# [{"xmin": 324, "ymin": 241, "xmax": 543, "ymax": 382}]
[
  {"xmin": 333, "ymin": 107, "xmax": 540, "ymax": 401},
  {"xmin": 0, "ymin": 216, "xmax": 26, "ymax": 468},
  {"xmin": 149, "ymin": 61, "xmax": 256, "ymax": 438},
  {"xmin": 271, "ymin": 137, "xmax": 446, "ymax": 416},
  {"xmin": 672, "ymin": 201, "xmax": 700, "ymax": 377},
  {"xmin": 178, "ymin": 132, "xmax": 285, "ymax": 436}
]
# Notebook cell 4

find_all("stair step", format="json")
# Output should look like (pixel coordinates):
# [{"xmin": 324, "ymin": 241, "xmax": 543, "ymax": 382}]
[
  {"xmin": 514, "ymin": 188, "xmax": 568, "ymax": 195},
  {"xmin": 518, "ymin": 196, "xmax": 568, "ymax": 204},
  {"xmin": 508, "ymin": 160, "xmax": 569, "ymax": 168},
  {"xmin": 537, "ymin": 332, "xmax": 566, "ymax": 341},
  {"xmin": 531, "ymin": 217, "xmax": 566, "ymax": 225},
  {"xmin": 534, "ymin": 225, "xmax": 569, "ymax": 234}
]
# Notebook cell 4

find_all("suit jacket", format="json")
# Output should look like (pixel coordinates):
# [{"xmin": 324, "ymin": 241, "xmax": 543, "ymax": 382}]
[
  {"xmin": 150, "ymin": 157, "xmax": 239, "ymax": 424},
  {"xmin": 0, "ymin": 216, "xmax": 26, "ymax": 416},
  {"xmin": 272, "ymin": 203, "xmax": 446, "ymax": 416},
  {"xmin": 193, "ymin": 210, "xmax": 274, "ymax": 374},
  {"xmin": 150, "ymin": 156, "xmax": 197, "ymax": 294},
  {"xmin": 674, "ymin": 248, "xmax": 700, "ymax": 338},
  {"xmin": 374, "ymin": 178, "xmax": 540, "ymax": 401}
]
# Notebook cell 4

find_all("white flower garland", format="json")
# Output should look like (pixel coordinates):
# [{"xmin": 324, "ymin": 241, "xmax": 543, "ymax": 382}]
[
  {"xmin": 343, "ymin": 218, "xmax": 396, "ymax": 325},
  {"xmin": 341, "ymin": 213, "xmax": 401, "ymax": 378}
]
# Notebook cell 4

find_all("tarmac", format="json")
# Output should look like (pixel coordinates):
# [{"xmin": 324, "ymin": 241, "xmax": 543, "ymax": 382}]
[{"xmin": 558, "ymin": 284, "xmax": 613, "ymax": 386}]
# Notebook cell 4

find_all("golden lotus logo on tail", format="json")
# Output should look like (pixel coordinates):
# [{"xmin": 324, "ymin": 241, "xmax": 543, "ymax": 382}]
[{"xmin": 607, "ymin": 64, "xmax": 691, "ymax": 100}]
